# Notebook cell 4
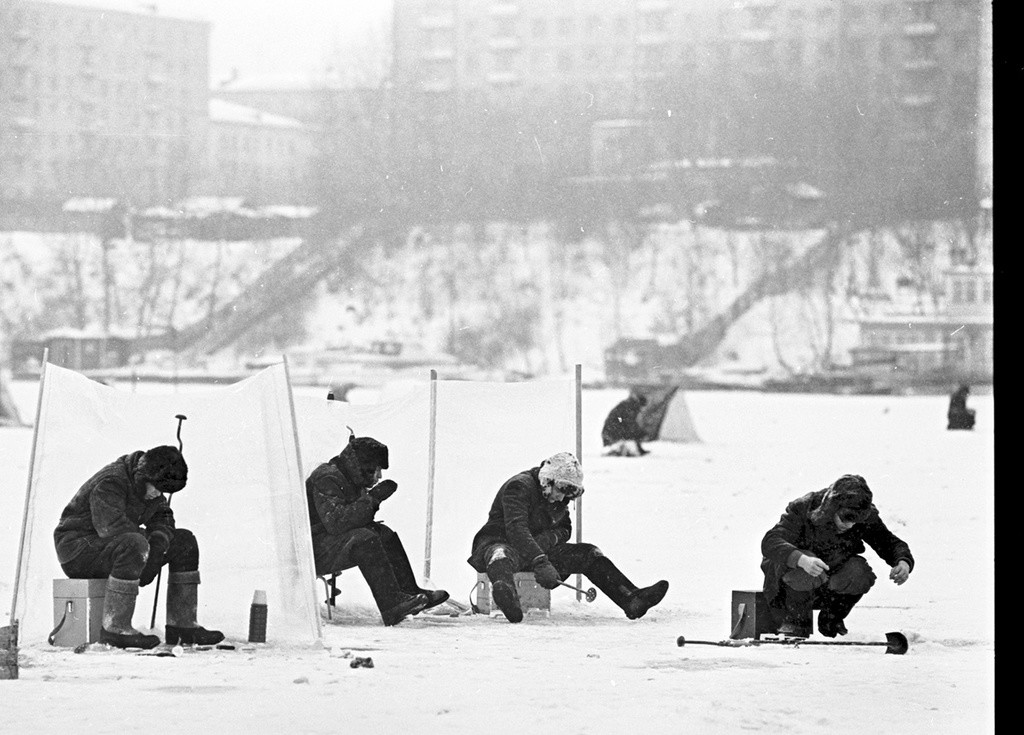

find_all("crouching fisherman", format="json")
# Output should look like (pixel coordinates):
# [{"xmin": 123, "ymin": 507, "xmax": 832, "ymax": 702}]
[
  {"xmin": 306, "ymin": 432, "xmax": 450, "ymax": 626},
  {"xmin": 761, "ymin": 473, "xmax": 915, "ymax": 638},
  {"xmin": 53, "ymin": 446, "xmax": 223, "ymax": 649},
  {"xmin": 468, "ymin": 451, "xmax": 669, "ymax": 623}
]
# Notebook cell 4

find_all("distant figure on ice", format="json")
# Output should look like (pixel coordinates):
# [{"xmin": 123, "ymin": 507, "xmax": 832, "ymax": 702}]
[
  {"xmin": 306, "ymin": 431, "xmax": 449, "ymax": 626},
  {"xmin": 601, "ymin": 390, "xmax": 649, "ymax": 456},
  {"xmin": 468, "ymin": 451, "xmax": 668, "ymax": 623},
  {"xmin": 54, "ymin": 446, "xmax": 224, "ymax": 649},
  {"xmin": 947, "ymin": 383, "xmax": 976, "ymax": 430},
  {"xmin": 760, "ymin": 474, "xmax": 914, "ymax": 639}
]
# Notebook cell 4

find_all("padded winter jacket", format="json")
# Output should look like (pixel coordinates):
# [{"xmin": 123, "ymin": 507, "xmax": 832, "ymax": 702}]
[
  {"xmin": 601, "ymin": 397, "xmax": 645, "ymax": 446},
  {"xmin": 306, "ymin": 443, "xmax": 382, "ymax": 535},
  {"xmin": 53, "ymin": 451, "xmax": 176, "ymax": 565},
  {"xmin": 467, "ymin": 466, "xmax": 573, "ymax": 573},
  {"xmin": 760, "ymin": 488, "xmax": 914, "ymax": 606}
]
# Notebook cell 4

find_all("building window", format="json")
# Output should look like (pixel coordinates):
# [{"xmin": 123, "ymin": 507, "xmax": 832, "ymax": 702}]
[
  {"xmin": 587, "ymin": 15, "xmax": 602, "ymax": 34},
  {"xmin": 493, "ymin": 16, "xmax": 515, "ymax": 36},
  {"xmin": 909, "ymin": 2, "xmax": 934, "ymax": 22},
  {"xmin": 557, "ymin": 51, "xmax": 573, "ymax": 72},
  {"xmin": 532, "ymin": 17, "xmax": 546, "ymax": 36},
  {"xmin": 615, "ymin": 14, "xmax": 629, "ymax": 35},
  {"xmin": 982, "ymin": 279, "xmax": 992, "ymax": 304},
  {"xmin": 557, "ymin": 17, "xmax": 573, "ymax": 36},
  {"xmin": 640, "ymin": 10, "xmax": 669, "ymax": 33}
]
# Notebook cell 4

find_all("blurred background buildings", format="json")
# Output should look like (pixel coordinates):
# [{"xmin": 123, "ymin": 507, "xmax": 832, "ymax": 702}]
[{"xmin": 0, "ymin": 0, "xmax": 994, "ymax": 388}]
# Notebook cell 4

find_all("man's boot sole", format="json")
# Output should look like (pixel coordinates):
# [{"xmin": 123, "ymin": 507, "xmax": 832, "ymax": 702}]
[{"xmin": 491, "ymin": 580, "xmax": 523, "ymax": 623}]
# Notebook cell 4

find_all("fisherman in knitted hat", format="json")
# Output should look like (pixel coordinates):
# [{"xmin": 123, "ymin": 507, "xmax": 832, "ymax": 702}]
[
  {"xmin": 54, "ymin": 445, "xmax": 223, "ymax": 649},
  {"xmin": 760, "ymin": 474, "xmax": 915, "ymax": 638},
  {"xmin": 468, "ymin": 451, "xmax": 669, "ymax": 623},
  {"xmin": 305, "ymin": 430, "xmax": 450, "ymax": 626}
]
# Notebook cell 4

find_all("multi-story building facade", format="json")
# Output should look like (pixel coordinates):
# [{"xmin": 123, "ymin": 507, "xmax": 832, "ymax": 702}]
[
  {"xmin": 389, "ymin": 0, "xmax": 989, "ymax": 221},
  {"xmin": 0, "ymin": 0, "xmax": 209, "ymax": 209},
  {"xmin": 200, "ymin": 98, "xmax": 314, "ymax": 204}
]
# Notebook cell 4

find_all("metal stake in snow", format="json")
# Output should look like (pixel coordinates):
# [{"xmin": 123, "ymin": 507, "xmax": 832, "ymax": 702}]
[
  {"xmin": 150, "ymin": 414, "xmax": 187, "ymax": 629},
  {"xmin": 675, "ymin": 632, "xmax": 909, "ymax": 655}
]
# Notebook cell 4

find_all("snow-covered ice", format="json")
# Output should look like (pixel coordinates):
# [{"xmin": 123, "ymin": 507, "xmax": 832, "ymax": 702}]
[{"xmin": 0, "ymin": 380, "xmax": 994, "ymax": 734}]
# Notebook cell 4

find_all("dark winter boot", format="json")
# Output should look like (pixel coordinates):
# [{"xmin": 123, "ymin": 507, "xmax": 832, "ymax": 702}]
[
  {"xmin": 354, "ymin": 537, "xmax": 430, "ymax": 625},
  {"xmin": 817, "ymin": 593, "xmax": 863, "ymax": 638},
  {"xmin": 587, "ymin": 556, "xmax": 668, "ymax": 620},
  {"xmin": 379, "ymin": 527, "xmax": 450, "ymax": 611},
  {"xmin": 778, "ymin": 588, "xmax": 814, "ymax": 638},
  {"xmin": 486, "ymin": 557, "xmax": 523, "ymax": 623},
  {"xmin": 99, "ymin": 576, "xmax": 160, "ymax": 649},
  {"xmin": 164, "ymin": 570, "xmax": 225, "ymax": 646}
]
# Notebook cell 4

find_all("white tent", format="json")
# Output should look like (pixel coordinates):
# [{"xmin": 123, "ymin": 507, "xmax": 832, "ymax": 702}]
[
  {"xmin": 636, "ymin": 386, "xmax": 701, "ymax": 443},
  {"xmin": 10, "ymin": 363, "xmax": 322, "ymax": 646},
  {"xmin": 656, "ymin": 390, "xmax": 701, "ymax": 443}
]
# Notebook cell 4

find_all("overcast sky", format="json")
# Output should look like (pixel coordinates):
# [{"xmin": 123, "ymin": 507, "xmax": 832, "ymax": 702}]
[{"xmin": 48, "ymin": 1, "xmax": 394, "ymax": 85}]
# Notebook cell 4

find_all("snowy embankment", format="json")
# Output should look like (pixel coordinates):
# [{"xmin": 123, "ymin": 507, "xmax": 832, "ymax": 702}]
[{"xmin": 0, "ymin": 380, "xmax": 994, "ymax": 735}]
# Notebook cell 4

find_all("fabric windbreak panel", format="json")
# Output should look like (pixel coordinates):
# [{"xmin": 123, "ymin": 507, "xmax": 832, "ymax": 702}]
[
  {"xmin": 292, "ymin": 377, "xmax": 575, "ymax": 600},
  {"xmin": 13, "ymin": 364, "xmax": 321, "ymax": 646},
  {"xmin": 292, "ymin": 387, "xmax": 431, "ymax": 606},
  {"xmin": 432, "ymin": 379, "xmax": 576, "ymax": 589}
]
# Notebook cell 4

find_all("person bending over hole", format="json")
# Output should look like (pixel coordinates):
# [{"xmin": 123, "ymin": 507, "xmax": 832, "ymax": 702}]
[{"xmin": 760, "ymin": 474, "xmax": 914, "ymax": 639}]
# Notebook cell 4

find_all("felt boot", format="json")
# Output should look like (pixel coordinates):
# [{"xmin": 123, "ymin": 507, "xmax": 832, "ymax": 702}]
[
  {"xmin": 587, "ymin": 556, "xmax": 668, "ymax": 620},
  {"xmin": 486, "ymin": 557, "xmax": 523, "ymax": 623},
  {"xmin": 164, "ymin": 571, "xmax": 224, "ymax": 646},
  {"xmin": 99, "ymin": 576, "xmax": 160, "ymax": 649},
  {"xmin": 380, "ymin": 528, "xmax": 450, "ymax": 611},
  {"xmin": 817, "ymin": 592, "xmax": 863, "ymax": 638},
  {"xmin": 354, "ymin": 537, "xmax": 429, "ymax": 625}
]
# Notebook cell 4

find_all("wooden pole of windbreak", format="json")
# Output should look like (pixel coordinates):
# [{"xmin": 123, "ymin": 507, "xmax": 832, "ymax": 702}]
[
  {"xmin": 10, "ymin": 349, "xmax": 49, "ymax": 628},
  {"xmin": 423, "ymin": 369, "xmax": 438, "ymax": 582},
  {"xmin": 575, "ymin": 363, "xmax": 583, "ymax": 602}
]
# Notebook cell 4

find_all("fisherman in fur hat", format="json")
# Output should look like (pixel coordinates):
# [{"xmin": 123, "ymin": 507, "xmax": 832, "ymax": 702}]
[
  {"xmin": 760, "ymin": 474, "xmax": 914, "ymax": 638},
  {"xmin": 468, "ymin": 451, "xmax": 669, "ymax": 623},
  {"xmin": 305, "ymin": 430, "xmax": 449, "ymax": 626},
  {"xmin": 54, "ymin": 445, "xmax": 223, "ymax": 649}
]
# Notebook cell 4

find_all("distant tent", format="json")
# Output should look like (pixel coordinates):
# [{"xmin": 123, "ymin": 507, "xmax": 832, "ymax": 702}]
[{"xmin": 636, "ymin": 386, "xmax": 700, "ymax": 443}]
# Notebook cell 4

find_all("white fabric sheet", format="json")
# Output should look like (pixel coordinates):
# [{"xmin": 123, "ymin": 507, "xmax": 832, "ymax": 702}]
[
  {"xmin": 12, "ymin": 364, "xmax": 321, "ymax": 646},
  {"xmin": 292, "ymin": 377, "xmax": 577, "ymax": 603}
]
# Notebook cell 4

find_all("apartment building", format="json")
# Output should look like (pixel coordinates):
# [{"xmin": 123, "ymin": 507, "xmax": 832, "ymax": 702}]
[
  {"xmin": 0, "ymin": 0, "xmax": 209, "ymax": 207},
  {"xmin": 200, "ymin": 98, "xmax": 314, "ymax": 204},
  {"xmin": 389, "ymin": 0, "xmax": 988, "ymax": 217}
]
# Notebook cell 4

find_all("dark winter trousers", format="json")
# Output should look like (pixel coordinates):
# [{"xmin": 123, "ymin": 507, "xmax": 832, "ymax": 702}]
[
  {"xmin": 779, "ymin": 554, "xmax": 876, "ymax": 622},
  {"xmin": 313, "ymin": 522, "xmax": 421, "ymax": 610},
  {"xmin": 57, "ymin": 528, "xmax": 199, "ymax": 586},
  {"xmin": 484, "ymin": 541, "xmax": 639, "ymax": 609}
]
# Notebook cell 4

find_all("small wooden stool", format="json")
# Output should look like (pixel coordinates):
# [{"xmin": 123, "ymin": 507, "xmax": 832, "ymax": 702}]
[
  {"xmin": 475, "ymin": 572, "xmax": 551, "ymax": 616},
  {"xmin": 729, "ymin": 589, "xmax": 777, "ymax": 640},
  {"xmin": 50, "ymin": 578, "xmax": 106, "ymax": 647}
]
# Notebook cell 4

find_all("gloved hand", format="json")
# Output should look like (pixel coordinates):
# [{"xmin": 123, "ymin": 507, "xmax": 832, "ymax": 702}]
[
  {"xmin": 534, "ymin": 530, "xmax": 562, "ymax": 552},
  {"xmin": 139, "ymin": 531, "xmax": 171, "ymax": 587},
  {"xmin": 368, "ymin": 479, "xmax": 398, "ymax": 503},
  {"xmin": 532, "ymin": 557, "xmax": 561, "ymax": 590}
]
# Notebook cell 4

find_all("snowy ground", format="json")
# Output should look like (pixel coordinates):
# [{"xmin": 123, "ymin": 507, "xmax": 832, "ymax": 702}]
[{"xmin": 0, "ymin": 380, "xmax": 995, "ymax": 734}]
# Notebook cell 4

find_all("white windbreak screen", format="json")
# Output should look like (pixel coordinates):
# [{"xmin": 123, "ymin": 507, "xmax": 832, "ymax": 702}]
[
  {"xmin": 12, "ymin": 364, "xmax": 321, "ymax": 646},
  {"xmin": 293, "ymin": 377, "xmax": 577, "ymax": 602}
]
